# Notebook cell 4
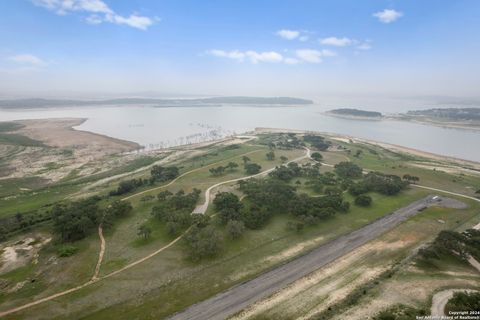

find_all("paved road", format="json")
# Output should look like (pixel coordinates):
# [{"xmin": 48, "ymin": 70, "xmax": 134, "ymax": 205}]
[{"xmin": 168, "ymin": 195, "xmax": 466, "ymax": 320}]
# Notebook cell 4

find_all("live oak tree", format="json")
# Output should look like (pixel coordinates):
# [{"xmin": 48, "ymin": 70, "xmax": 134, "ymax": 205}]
[
  {"xmin": 137, "ymin": 225, "xmax": 152, "ymax": 240},
  {"xmin": 266, "ymin": 151, "xmax": 275, "ymax": 161},
  {"xmin": 354, "ymin": 194, "xmax": 372, "ymax": 207},
  {"xmin": 226, "ymin": 161, "xmax": 239, "ymax": 171},
  {"xmin": 310, "ymin": 152, "xmax": 323, "ymax": 162},
  {"xmin": 244, "ymin": 163, "xmax": 262, "ymax": 174},
  {"xmin": 226, "ymin": 220, "xmax": 245, "ymax": 239}
]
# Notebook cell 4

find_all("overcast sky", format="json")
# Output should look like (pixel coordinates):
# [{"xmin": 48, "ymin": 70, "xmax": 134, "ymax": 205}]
[{"xmin": 0, "ymin": 0, "xmax": 479, "ymax": 99}]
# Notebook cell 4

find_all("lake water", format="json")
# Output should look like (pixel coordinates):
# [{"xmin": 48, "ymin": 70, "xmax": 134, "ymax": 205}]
[{"xmin": 1, "ymin": 104, "xmax": 479, "ymax": 162}]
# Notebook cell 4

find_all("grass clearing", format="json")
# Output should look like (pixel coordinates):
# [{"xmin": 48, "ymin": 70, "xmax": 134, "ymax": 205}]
[{"xmin": 2, "ymin": 133, "xmax": 480, "ymax": 320}]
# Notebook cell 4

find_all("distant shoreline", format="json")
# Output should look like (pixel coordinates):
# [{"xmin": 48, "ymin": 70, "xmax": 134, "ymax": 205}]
[
  {"xmin": 387, "ymin": 115, "xmax": 480, "ymax": 131},
  {"xmin": 323, "ymin": 111, "xmax": 383, "ymax": 121},
  {"xmin": 324, "ymin": 110, "xmax": 480, "ymax": 131},
  {"xmin": 0, "ymin": 96, "xmax": 314, "ymax": 109}
]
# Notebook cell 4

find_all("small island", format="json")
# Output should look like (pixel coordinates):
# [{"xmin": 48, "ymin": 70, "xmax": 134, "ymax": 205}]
[{"xmin": 325, "ymin": 108, "xmax": 383, "ymax": 119}]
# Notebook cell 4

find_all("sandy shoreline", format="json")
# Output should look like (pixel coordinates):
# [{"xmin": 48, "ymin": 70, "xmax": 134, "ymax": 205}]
[
  {"xmin": 390, "ymin": 117, "xmax": 480, "ymax": 132},
  {"xmin": 14, "ymin": 118, "xmax": 140, "ymax": 152}
]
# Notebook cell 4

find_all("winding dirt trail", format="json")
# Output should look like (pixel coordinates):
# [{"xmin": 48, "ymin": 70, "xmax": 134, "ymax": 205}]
[
  {"xmin": 121, "ymin": 149, "xmax": 263, "ymax": 201},
  {"xmin": 1, "ymin": 147, "xmax": 479, "ymax": 318},
  {"xmin": 193, "ymin": 148, "xmax": 310, "ymax": 214},
  {"xmin": 91, "ymin": 224, "xmax": 105, "ymax": 281},
  {"xmin": 0, "ymin": 148, "xmax": 309, "ymax": 318}
]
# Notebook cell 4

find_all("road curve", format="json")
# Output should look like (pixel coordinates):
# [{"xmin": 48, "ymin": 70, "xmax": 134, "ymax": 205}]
[
  {"xmin": 192, "ymin": 148, "xmax": 311, "ymax": 214},
  {"xmin": 168, "ymin": 195, "xmax": 464, "ymax": 320},
  {"xmin": 431, "ymin": 289, "xmax": 478, "ymax": 316},
  {"xmin": 121, "ymin": 149, "xmax": 264, "ymax": 201}
]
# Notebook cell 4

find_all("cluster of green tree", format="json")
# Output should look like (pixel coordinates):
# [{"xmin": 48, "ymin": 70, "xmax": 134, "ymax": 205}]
[
  {"xmin": 305, "ymin": 171, "xmax": 338, "ymax": 193},
  {"xmin": 244, "ymin": 162, "xmax": 262, "ymax": 174},
  {"xmin": 402, "ymin": 174, "xmax": 420, "ymax": 184},
  {"xmin": 214, "ymin": 176, "xmax": 350, "ymax": 231},
  {"xmin": 334, "ymin": 161, "xmax": 363, "ymax": 179},
  {"xmin": 419, "ymin": 229, "xmax": 480, "ymax": 262},
  {"xmin": 109, "ymin": 178, "xmax": 147, "ymax": 196},
  {"xmin": 349, "ymin": 172, "xmax": 408, "ymax": 196},
  {"xmin": 51, "ymin": 196, "xmax": 102, "ymax": 242},
  {"xmin": 303, "ymin": 134, "xmax": 331, "ymax": 151},
  {"xmin": 269, "ymin": 162, "xmax": 302, "ymax": 181},
  {"xmin": 150, "ymin": 165, "xmax": 180, "ymax": 182},
  {"xmin": 240, "ymin": 155, "xmax": 262, "ymax": 174},
  {"xmin": 102, "ymin": 200, "xmax": 133, "ymax": 228},
  {"xmin": 184, "ymin": 215, "xmax": 224, "ymax": 261},
  {"xmin": 209, "ymin": 162, "xmax": 238, "ymax": 176},
  {"xmin": 445, "ymin": 291, "xmax": 480, "ymax": 314},
  {"xmin": 151, "ymin": 189, "xmax": 201, "ymax": 236},
  {"xmin": 289, "ymin": 191, "xmax": 350, "ymax": 222},
  {"xmin": 310, "ymin": 152, "xmax": 323, "ymax": 161},
  {"xmin": 329, "ymin": 108, "xmax": 382, "ymax": 118},
  {"xmin": 373, "ymin": 305, "xmax": 426, "ymax": 320},
  {"xmin": 278, "ymin": 133, "xmax": 304, "ymax": 149},
  {"xmin": 51, "ymin": 197, "xmax": 133, "ymax": 242},
  {"xmin": 259, "ymin": 132, "xmax": 304, "ymax": 150},
  {"xmin": 0, "ymin": 209, "xmax": 52, "ymax": 240},
  {"xmin": 109, "ymin": 165, "xmax": 180, "ymax": 196}
]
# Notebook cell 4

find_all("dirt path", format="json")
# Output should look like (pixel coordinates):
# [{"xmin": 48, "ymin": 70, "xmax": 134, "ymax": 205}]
[
  {"xmin": 0, "ymin": 148, "xmax": 307, "ymax": 317},
  {"xmin": 91, "ymin": 224, "xmax": 105, "ymax": 281},
  {"xmin": 468, "ymin": 256, "xmax": 480, "ymax": 272},
  {"xmin": 411, "ymin": 184, "xmax": 480, "ymax": 203},
  {"xmin": 192, "ymin": 148, "xmax": 310, "ymax": 214},
  {"xmin": 121, "ymin": 149, "xmax": 263, "ymax": 201},
  {"xmin": 431, "ymin": 289, "xmax": 478, "ymax": 316},
  {"xmin": 1, "ymin": 147, "xmax": 478, "ymax": 318}
]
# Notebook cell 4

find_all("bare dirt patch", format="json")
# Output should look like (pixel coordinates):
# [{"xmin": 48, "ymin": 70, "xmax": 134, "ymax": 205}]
[
  {"xmin": 0, "ymin": 234, "xmax": 51, "ymax": 275},
  {"xmin": 0, "ymin": 118, "xmax": 141, "ymax": 182},
  {"xmin": 232, "ymin": 239, "xmax": 413, "ymax": 320}
]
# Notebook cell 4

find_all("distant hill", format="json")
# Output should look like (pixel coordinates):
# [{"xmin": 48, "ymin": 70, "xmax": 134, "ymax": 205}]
[
  {"xmin": 406, "ymin": 108, "xmax": 480, "ymax": 121},
  {"xmin": 328, "ymin": 108, "xmax": 382, "ymax": 118},
  {"xmin": 0, "ymin": 96, "xmax": 313, "ymax": 108}
]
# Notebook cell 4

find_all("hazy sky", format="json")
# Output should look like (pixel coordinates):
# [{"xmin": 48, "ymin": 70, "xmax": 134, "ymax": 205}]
[{"xmin": 0, "ymin": 0, "xmax": 479, "ymax": 99}]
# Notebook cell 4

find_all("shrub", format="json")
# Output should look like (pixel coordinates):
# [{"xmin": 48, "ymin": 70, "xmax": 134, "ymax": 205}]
[
  {"xmin": 226, "ymin": 220, "xmax": 245, "ymax": 240},
  {"xmin": 57, "ymin": 245, "xmax": 78, "ymax": 257},
  {"xmin": 244, "ymin": 163, "xmax": 262, "ymax": 174},
  {"xmin": 355, "ymin": 194, "xmax": 372, "ymax": 207}
]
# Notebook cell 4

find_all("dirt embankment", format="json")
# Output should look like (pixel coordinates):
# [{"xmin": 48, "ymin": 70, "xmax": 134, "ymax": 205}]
[
  {"xmin": 15, "ymin": 118, "xmax": 139, "ymax": 153},
  {"xmin": 1, "ymin": 118, "xmax": 141, "ymax": 182}
]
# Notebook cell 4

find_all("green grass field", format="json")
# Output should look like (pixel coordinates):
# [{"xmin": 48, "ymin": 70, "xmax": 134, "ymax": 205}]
[{"xmin": 1, "ymin": 133, "xmax": 480, "ymax": 320}]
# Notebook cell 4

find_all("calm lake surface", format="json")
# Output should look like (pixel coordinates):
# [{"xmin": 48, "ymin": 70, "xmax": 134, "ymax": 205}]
[{"xmin": 1, "ymin": 104, "xmax": 479, "ymax": 162}]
